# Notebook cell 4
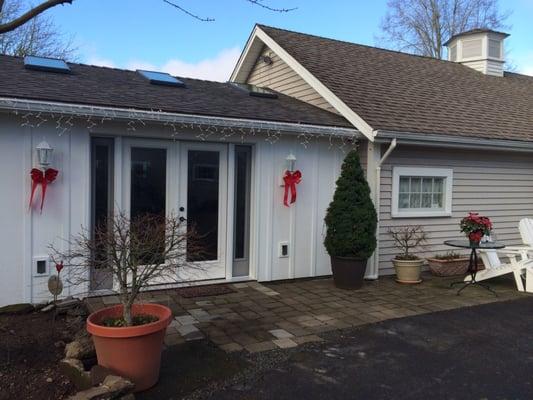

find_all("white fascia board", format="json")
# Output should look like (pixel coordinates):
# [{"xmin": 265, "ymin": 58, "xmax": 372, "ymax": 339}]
[
  {"xmin": 230, "ymin": 25, "xmax": 262, "ymax": 82},
  {"xmin": 230, "ymin": 26, "xmax": 376, "ymax": 142},
  {"xmin": 375, "ymin": 130, "xmax": 533, "ymax": 153},
  {"xmin": 0, "ymin": 96, "xmax": 359, "ymax": 138}
]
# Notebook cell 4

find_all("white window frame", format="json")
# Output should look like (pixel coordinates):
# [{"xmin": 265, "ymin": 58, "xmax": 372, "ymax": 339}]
[{"xmin": 391, "ymin": 167, "xmax": 453, "ymax": 218}]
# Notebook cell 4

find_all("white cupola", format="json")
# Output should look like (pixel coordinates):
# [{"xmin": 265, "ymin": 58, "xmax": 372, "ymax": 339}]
[{"xmin": 444, "ymin": 29, "xmax": 509, "ymax": 77}]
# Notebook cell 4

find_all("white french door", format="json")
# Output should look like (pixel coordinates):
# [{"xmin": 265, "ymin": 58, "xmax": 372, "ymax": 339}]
[
  {"xmin": 178, "ymin": 142, "xmax": 228, "ymax": 281},
  {"xmin": 122, "ymin": 139, "xmax": 228, "ymax": 283}
]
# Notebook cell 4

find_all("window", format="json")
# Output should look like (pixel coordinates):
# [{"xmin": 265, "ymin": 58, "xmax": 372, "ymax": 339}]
[{"xmin": 391, "ymin": 167, "xmax": 453, "ymax": 218}]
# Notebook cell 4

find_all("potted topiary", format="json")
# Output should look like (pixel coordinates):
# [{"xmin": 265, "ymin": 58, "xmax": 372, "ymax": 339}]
[
  {"xmin": 388, "ymin": 225, "xmax": 427, "ymax": 284},
  {"xmin": 51, "ymin": 212, "xmax": 204, "ymax": 391},
  {"xmin": 427, "ymin": 251, "xmax": 470, "ymax": 277},
  {"xmin": 324, "ymin": 150, "xmax": 377, "ymax": 289}
]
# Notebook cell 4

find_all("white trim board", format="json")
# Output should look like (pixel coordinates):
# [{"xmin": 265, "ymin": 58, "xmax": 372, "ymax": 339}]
[{"xmin": 230, "ymin": 25, "xmax": 375, "ymax": 142}]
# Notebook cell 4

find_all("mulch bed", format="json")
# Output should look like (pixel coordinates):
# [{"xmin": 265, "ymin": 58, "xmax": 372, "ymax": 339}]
[
  {"xmin": 176, "ymin": 284, "xmax": 236, "ymax": 298},
  {"xmin": 0, "ymin": 309, "xmax": 80, "ymax": 400}
]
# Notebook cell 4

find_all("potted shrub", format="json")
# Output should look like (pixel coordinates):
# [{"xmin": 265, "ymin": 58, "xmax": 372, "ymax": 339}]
[
  {"xmin": 324, "ymin": 150, "xmax": 377, "ymax": 289},
  {"xmin": 388, "ymin": 225, "xmax": 427, "ymax": 284},
  {"xmin": 427, "ymin": 251, "xmax": 469, "ymax": 276},
  {"xmin": 51, "ymin": 212, "xmax": 203, "ymax": 391}
]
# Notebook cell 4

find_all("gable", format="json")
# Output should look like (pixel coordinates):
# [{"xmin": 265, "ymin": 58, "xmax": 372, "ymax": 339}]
[{"xmin": 246, "ymin": 46, "xmax": 338, "ymax": 114}]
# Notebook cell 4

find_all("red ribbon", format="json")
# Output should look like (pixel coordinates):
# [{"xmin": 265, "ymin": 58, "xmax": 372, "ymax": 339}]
[
  {"xmin": 29, "ymin": 168, "xmax": 58, "ymax": 212},
  {"xmin": 283, "ymin": 170, "xmax": 302, "ymax": 207}
]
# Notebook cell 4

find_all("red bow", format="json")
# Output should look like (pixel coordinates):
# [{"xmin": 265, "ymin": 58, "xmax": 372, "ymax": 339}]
[
  {"xmin": 283, "ymin": 170, "xmax": 302, "ymax": 207},
  {"xmin": 29, "ymin": 168, "xmax": 58, "ymax": 212},
  {"xmin": 55, "ymin": 261, "xmax": 64, "ymax": 274}
]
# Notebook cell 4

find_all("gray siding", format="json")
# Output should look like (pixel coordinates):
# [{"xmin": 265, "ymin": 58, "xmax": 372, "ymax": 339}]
[
  {"xmin": 378, "ymin": 145, "xmax": 533, "ymax": 274},
  {"xmin": 246, "ymin": 46, "xmax": 338, "ymax": 114}
]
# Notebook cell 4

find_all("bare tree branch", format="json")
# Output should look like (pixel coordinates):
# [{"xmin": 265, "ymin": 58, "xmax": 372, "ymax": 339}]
[
  {"xmin": 245, "ymin": 0, "xmax": 297, "ymax": 13},
  {"xmin": 0, "ymin": 0, "xmax": 76, "ymax": 59},
  {"xmin": 0, "ymin": 0, "xmax": 72, "ymax": 34},
  {"xmin": 162, "ymin": 0, "xmax": 215, "ymax": 22}
]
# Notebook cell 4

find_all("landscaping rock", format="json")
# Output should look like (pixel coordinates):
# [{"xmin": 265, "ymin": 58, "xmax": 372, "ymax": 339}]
[
  {"xmin": 68, "ymin": 375, "xmax": 134, "ymax": 400},
  {"xmin": 90, "ymin": 365, "xmax": 115, "ymax": 386},
  {"xmin": 65, "ymin": 335, "xmax": 96, "ymax": 360},
  {"xmin": 0, "ymin": 303, "xmax": 34, "ymax": 315},
  {"xmin": 57, "ymin": 297, "xmax": 81, "ymax": 310},
  {"xmin": 41, "ymin": 303, "xmax": 56, "ymax": 313},
  {"xmin": 102, "ymin": 375, "xmax": 135, "ymax": 393},
  {"xmin": 60, "ymin": 358, "xmax": 92, "ymax": 390}
]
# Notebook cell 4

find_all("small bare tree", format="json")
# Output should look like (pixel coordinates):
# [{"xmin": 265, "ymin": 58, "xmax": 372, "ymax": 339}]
[
  {"xmin": 378, "ymin": 0, "xmax": 510, "ymax": 59},
  {"xmin": 50, "ymin": 211, "xmax": 205, "ymax": 326},
  {"xmin": 388, "ymin": 225, "xmax": 427, "ymax": 260}
]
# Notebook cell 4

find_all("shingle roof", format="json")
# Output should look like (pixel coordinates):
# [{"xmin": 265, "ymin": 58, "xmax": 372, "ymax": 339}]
[
  {"xmin": 259, "ymin": 25, "xmax": 533, "ymax": 142},
  {"xmin": 0, "ymin": 54, "xmax": 350, "ymax": 129}
]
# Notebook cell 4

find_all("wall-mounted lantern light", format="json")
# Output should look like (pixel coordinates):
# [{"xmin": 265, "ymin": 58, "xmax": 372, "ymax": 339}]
[
  {"xmin": 286, "ymin": 152, "xmax": 296, "ymax": 172},
  {"xmin": 36, "ymin": 140, "xmax": 53, "ymax": 167}
]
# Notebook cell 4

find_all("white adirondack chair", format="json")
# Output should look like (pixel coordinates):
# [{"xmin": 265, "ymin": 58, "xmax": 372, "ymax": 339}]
[
  {"xmin": 505, "ymin": 218, "xmax": 533, "ymax": 258},
  {"xmin": 468, "ymin": 249, "xmax": 529, "ymax": 292}
]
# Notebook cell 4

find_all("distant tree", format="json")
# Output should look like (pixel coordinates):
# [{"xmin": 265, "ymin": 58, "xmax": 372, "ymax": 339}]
[
  {"xmin": 0, "ymin": 0, "xmax": 75, "ymax": 58},
  {"xmin": 378, "ymin": 0, "xmax": 510, "ymax": 59}
]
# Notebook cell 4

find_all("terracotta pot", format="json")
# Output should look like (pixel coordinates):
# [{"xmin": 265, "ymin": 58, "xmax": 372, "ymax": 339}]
[
  {"xmin": 87, "ymin": 303, "xmax": 172, "ymax": 392},
  {"xmin": 330, "ymin": 256, "xmax": 367, "ymax": 289},
  {"xmin": 392, "ymin": 258, "xmax": 424, "ymax": 284}
]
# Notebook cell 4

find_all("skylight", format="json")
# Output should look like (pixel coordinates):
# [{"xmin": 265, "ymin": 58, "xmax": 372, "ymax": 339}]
[
  {"xmin": 24, "ymin": 56, "xmax": 70, "ymax": 73},
  {"xmin": 231, "ymin": 82, "xmax": 278, "ymax": 99},
  {"xmin": 137, "ymin": 70, "xmax": 185, "ymax": 87}
]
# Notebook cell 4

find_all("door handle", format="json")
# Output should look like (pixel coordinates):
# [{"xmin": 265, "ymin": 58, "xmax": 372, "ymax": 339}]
[
  {"xmin": 179, "ymin": 207, "xmax": 185, "ymax": 212},
  {"xmin": 179, "ymin": 216, "xmax": 186, "ymax": 222}
]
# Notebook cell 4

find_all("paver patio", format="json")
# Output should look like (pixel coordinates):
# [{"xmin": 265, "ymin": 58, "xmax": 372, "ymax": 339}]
[{"xmin": 86, "ymin": 273, "xmax": 529, "ymax": 353}]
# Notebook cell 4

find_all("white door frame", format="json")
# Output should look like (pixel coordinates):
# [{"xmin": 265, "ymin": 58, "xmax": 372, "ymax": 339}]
[{"xmin": 178, "ymin": 141, "xmax": 228, "ymax": 282}]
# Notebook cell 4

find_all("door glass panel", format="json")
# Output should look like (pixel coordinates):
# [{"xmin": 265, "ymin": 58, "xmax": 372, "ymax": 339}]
[
  {"xmin": 233, "ymin": 146, "xmax": 251, "ymax": 277},
  {"xmin": 91, "ymin": 138, "xmax": 114, "ymax": 290},
  {"xmin": 131, "ymin": 147, "xmax": 166, "ymax": 263},
  {"xmin": 187, "ymin": 150, "xmax": 219, "ymax": 261}
]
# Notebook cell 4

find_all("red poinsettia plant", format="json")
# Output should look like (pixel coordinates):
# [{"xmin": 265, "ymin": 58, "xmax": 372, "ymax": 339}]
[{"xmin": 460, "ymin": 212, "xmax": 493, "ymax": 244}]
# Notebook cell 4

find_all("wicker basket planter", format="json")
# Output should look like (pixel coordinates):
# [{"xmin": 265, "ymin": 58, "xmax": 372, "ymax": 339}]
[{"xmin": 427, "ymin": 257, "xmax": 469, "ymax": 277}]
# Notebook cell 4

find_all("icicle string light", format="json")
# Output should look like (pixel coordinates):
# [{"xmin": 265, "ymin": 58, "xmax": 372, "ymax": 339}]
[{"xmin": 1, "ymin": 98, "xmax": 359, "ymax": 151}]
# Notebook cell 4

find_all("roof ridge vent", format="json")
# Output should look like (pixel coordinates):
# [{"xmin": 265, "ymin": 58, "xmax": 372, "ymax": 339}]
[
  {"xmin": 137, "ymin": 70, "xmax": 185, "ymax": 87},
  {"xmin": 230, "ymin": 82, "xmax": 278, "ymax": 98},
  {"xmin": 24, "ymin": 55, "xmax": 70, "ymax": 73}
]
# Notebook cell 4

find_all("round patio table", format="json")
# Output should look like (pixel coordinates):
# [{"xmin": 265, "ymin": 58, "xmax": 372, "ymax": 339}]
[{"xmin": 443, "ymin": 240, "xmax": 505, "ymax": 295}]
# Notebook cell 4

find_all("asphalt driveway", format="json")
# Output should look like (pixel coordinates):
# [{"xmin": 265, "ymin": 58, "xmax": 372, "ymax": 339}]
[{"xmin": 143, "ymin": 296, "xmax": 533, "ymax": 400}]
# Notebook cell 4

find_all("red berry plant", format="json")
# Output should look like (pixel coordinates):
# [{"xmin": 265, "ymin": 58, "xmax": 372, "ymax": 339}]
[{"xmin": 460, "ymin": 212, "xmax": 493, "ymax": 244}]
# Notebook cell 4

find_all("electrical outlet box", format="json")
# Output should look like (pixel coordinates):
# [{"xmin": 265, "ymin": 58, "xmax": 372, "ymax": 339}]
[
  {"xmin": 279, "ymin": 242, "xmax": 289, "ymax": 258},
  {"xmin": 33, "ymin": 256, "xmax": 49, "ymax": 277}
]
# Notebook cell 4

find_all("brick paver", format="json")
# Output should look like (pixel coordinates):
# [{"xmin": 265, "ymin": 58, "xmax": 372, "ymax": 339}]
[{"xmin": 87, "ymin": 273, "xmax": 529, "ymax": 353}]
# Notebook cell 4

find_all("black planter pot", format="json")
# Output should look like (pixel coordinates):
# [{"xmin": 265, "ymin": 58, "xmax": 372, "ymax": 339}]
[{"xmin": 330, "ymin": 256, "xmax": 367, "ymax": 290}]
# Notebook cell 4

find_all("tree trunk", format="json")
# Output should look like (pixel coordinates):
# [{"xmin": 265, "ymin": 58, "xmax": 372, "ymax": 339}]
[{"xmin": 123, "ymin": 301, "xmax": 133, "ymax": 326}]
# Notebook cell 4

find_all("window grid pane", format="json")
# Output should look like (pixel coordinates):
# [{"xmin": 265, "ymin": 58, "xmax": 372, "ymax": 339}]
[{"xmin": 398, "ymin": 175, "xmax": 445, "ymax": 210}]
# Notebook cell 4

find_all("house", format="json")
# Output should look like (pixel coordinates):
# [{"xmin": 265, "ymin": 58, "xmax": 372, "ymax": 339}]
[{"xmin": 0, "ymin": 25, "xmax": 531, "ymax": 306}]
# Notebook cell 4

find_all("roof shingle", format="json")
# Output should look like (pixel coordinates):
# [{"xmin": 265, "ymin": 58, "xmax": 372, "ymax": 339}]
[
  {"xmin": 259, "ymin": 25, "xmax": 533, "ymax": 142},
  {"xmin": 0, "ymin": 54, "xmax": 350, "ymax": 129}
]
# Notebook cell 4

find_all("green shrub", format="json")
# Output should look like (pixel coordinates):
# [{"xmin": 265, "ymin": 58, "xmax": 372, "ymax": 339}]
[{"xmin": 324, "ymin": 150, "xmax": 377, "ymax": 259}]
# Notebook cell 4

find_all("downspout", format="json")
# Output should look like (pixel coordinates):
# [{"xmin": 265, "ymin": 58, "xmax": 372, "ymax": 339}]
[{"xmin": 369, "ymin": 138, "xmax": 397, "ymax": 280}]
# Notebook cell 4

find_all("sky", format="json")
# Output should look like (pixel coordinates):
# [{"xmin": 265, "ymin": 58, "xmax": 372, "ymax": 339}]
[{"xmin": 46, "ymin": 0, "xmax": 533, "ymax": 81}]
